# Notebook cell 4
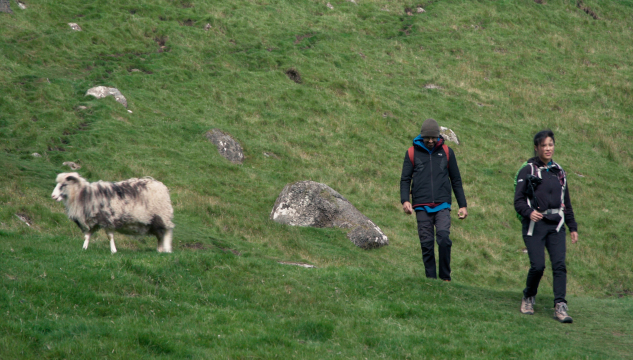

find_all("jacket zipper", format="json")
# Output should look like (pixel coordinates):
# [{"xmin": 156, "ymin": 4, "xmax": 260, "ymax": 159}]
[{"xmin": 429, "ymin": 152, "xmax": 434, "ymax": 203}]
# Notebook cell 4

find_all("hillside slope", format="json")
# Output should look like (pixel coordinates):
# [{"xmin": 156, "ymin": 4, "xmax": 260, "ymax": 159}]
[{"xmin": 1, "ymin": 0, "xmax": 632, "ymax": 358}]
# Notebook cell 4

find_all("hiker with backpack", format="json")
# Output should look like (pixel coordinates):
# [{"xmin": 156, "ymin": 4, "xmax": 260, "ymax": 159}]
[
  {"xmin": 514, "ymin": 129, "xmax": 578, "ymax": 323},
  {"xmin": 400, "ymin": 119, "xmax": 467, "ymax": 282}
]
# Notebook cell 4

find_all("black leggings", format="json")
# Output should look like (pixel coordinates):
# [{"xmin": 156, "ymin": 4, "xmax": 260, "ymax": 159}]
[{"xmin": 522, "ymin": 218, "xmax": 567, "ymax": 305}]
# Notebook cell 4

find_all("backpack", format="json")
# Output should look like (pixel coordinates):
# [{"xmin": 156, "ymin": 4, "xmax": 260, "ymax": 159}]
[
  {"xmin": 408, "ymin": 144, "xmax": 450, "ymax": 168},
  {"xmin": 514, "ymin": 161, "xmax": 567, "ymax": 221}
]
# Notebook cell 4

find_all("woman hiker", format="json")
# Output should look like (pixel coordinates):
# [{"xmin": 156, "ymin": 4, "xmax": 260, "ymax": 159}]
[{"xmin": 514, "ymin": 129, "xmax": 579, "ymax": 323}]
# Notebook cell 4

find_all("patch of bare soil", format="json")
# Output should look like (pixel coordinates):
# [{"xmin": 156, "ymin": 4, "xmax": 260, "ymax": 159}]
[
  {"xmin": 294, "ymin": 33, "xmax": 314, "ymax": 44},
  {"xmin": 220, "ymin": 248, "xmax": 241, "ymax": 256},
  {"xmin": 285, "ymin": 68, "xmax": 302, "ymax": 84},
  {"xmin": 15, "ymin": 213, "xmax": 32, "ymax": 227},
  {"xmin": 128, "ymin": 68, "xmax": 153, "ymax": 74},
  {"xmin": 180, "ymin": 19, "xmax": 194, "ymax": 26},
  {"xmin": 400, "ymin": 24, "xmax": 413, "ymax": 35},
  {"xmin": 534, "ymin": 0, "xmax": 545, "ymax": 4},
  {"xmin": 577, "ymin": 1, "xmax": 598, "ymax": 19},
  {"xmin": 155, "ymin": 36, "xmax": 170, "ymax": 53}
]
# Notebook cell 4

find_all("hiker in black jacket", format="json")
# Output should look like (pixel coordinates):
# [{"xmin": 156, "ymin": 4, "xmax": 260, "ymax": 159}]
[
  {"xmin": 515, "ymin": 129, "xmax": 578, "ymax": 323},
  {"xmin": 400, "ymin": 119, "xmax": 468, "ymax": 281}
]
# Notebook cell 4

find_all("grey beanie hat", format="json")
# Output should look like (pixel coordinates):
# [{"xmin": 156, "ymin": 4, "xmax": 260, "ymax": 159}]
[{"xmin": 420, "ymin": 118, "xmax": 440, "ymax": 137}]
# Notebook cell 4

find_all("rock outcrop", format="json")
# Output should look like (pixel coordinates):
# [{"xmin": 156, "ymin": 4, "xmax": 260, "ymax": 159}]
[
  {"xmin": 0, "ymin": 0, "xmax": 12, "ymax": 13},
  {"xmin": 205, "ymin": 129, "xmax": 244, "ymax": 164},
  {"xmin": 270, "ymin": 181, "xmax": 388, "ymax": 249},
  {"xmin": 440, "ymin": 126, "xmax": 460, "ymax": 145},
  {"xmin": 85, "ymin": 86, "xmax": 128, "ymax": 107}
]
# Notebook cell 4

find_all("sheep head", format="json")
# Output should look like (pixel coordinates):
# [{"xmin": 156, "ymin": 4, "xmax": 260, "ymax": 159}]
[{"xmin": 51, "ymin": 172, "xmax": 84, "ymax": 202}]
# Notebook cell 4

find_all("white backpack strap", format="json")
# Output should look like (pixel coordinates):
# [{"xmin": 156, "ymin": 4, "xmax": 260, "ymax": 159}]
[
  {"xmin": 525, "ymin": 163, "xmax": 535, "ymax": 225},
  {"xmin": 527, "ymin": 219, "xmax": 536, "ymax": 236},
  {"xmin": 556, "ymin": 207, "xmax": 565, "ymax": 233}
]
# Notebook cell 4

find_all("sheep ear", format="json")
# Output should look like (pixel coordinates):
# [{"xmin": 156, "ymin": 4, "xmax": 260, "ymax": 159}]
[{"xmin": 66, "ymin": 176, "xmax": 78, "ymax": 183}]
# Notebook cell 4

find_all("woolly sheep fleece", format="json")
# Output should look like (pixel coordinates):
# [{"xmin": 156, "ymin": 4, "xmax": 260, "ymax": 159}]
[{"xmin": 51, "ymin": 172, "xmax": 174, "ymax": 253}]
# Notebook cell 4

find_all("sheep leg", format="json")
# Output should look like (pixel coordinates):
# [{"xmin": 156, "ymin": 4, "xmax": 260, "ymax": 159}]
[
  {"xmin": 158, "ymin": 228, "xmax": 173, "ymax": 253},
  {"xmin": 82, "ymin": 232, "xmax": 92, "ymax": 250},
  {"xmin": 106, "ymin": 230, "xmax": 117, "ymax": 254}
]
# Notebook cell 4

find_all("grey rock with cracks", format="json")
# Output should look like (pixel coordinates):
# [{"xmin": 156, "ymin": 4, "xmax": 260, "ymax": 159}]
[
  {"xmin": 440, "ymin": 126, "xmax": 460, "ymax": 145},
  {"xmin": 0, "ymin": 0, "xmax": 13, "ymax": 13},
  {"xmin": 270, "ymin": 181, "xmax": 389, "ymax": 249},
  {"xmin": 205, "ymin": 129, "xmax": 244, "ymax": 164},
  {"xmin": 85, "ymin": 86, "xmax": 128, "ymax": 107}
]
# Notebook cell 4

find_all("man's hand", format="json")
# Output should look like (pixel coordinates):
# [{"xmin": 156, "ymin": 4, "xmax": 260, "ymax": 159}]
[
  {"xmin": 402, "ymin": 201, "xmax": 413, "ymax": 215},
  {"xmin": 529, "ymin": 210, "xmax": 543, "ymax": 222},
  {"xmin": 571, "ymin": 231, "xmax": 578, "ymax": 244},
  {"xmin": 458, "ymin": 207, "xmax": 468, "ymax": 219}
]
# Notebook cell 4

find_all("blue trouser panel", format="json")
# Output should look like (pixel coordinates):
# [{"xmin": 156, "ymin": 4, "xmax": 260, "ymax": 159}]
[
  {"xmin": 522, "ymin": 218, "xmax": 567, "ymax": 305},
  {"xmin": 416, "ymin": 209, "xmax": 452, "ymax": 280}
]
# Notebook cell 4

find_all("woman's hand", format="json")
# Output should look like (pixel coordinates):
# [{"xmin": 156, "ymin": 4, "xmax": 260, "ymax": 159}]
[
  {"xmin": 571, "ymin": 231, "xmax": 578, "ymax": 244},
  {"xmin": 529, "ymin": 210, "xmax": 543, "ymax": 222}
]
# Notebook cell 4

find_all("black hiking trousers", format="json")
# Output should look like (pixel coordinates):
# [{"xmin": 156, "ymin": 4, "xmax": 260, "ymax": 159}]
[
  {"xmin": 522, "ymin": 218, "xmax": 567, "ymax": 305},
  {"xmin": 416, "ymin": 209, "xmax": 452, "ymax": 281}
]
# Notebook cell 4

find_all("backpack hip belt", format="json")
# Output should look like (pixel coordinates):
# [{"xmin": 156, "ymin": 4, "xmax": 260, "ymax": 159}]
[{"xmin": 527, "ymin": 206, "xmax": 565, "ymax": 236}]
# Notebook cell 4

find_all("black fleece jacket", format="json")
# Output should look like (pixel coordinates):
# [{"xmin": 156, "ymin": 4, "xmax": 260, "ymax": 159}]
[
  {"xmin": 514, "ymin": 157, "xmax": 578, "ymax": 232},
  {"xmin": 400, "ymin": 141, "xmax": 467, "ymax": 209}
]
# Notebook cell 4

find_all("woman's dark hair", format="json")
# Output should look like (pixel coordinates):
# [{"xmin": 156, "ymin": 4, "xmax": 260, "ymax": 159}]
[{"xmin": 533, "ymin": 129, "xmax": 555, "ymax": 156}]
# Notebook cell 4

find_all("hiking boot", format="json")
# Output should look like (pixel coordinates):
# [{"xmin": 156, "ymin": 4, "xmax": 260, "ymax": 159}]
[
  {"xmin": 520, "ymin": 296, "xmax": 535, "ymax": 315},
  {"xmin": 554, "ymin": 302, "xmax": 573, "ymax": 323}
]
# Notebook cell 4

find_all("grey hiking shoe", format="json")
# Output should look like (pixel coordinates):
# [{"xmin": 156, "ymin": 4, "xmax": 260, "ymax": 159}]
[
  {"xmin": 554, "ymin": 302, "xmax": 573, "ymax": 323},
  {"xmin": 520, "ymin": 296, "xmax": 535, "ymax": 315}
]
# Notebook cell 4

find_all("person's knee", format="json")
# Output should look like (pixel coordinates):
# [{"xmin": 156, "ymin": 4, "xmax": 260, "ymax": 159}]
[
  {"xmin": 417, "ymin": 225, "xmax": 434, "ymax": 244},
  {"xmin": 436, "ymin": 230, "xmax": 452, "ymax": 247},
  {"xmin": 551, "ymin": 261, "xmax": 567, "ymax": 273},
  {"xmin": 529, "ymin": 264, "xmax": 546, "ymax": 274},
  {"xmin": 420, "ymin": 237, "xmax": 434, "ymax": 249}
]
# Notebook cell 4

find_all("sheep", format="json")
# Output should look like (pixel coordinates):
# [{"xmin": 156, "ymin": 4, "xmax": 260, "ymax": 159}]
[{"xmin": 51, "ymin": 172, "xmax": 175, "ymax": 253}]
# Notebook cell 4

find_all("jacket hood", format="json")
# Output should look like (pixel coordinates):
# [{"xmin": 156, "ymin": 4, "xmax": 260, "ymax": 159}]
[{"xmin": 413, "ymin": 134, "xmax": 444, "ymax": 154}]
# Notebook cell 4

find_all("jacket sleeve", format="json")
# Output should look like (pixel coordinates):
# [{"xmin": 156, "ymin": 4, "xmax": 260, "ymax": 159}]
[
  {"xmin": 447, "ymin": 148, "xmax": 467, "ymax": 208},
  {"xmin": 514, "ymin": 165, "xmax": 534, "ymax": 219},
  {"xmin": 563, "ymin": 184, "xmax": 578, "ymax": 232},
  {"xmin": 400, "ymin": 150, "xmax": 413, "ymax": 204}
]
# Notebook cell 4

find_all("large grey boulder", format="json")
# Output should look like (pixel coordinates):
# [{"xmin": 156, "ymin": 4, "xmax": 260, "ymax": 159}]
[
  {"xmin": 85, "ymin": 86, "xmax": 128, "ymax": 107},
  {"xmin": 270, "ymin": 181, "xmax": 388, "ymax": 249},
  {"xmin": 205, "ymin": 129, "xmax": 244, "ymax": 164},
  {"xmin": 0, "ymin": 0, "xmax": 12, "ymax": 13}
]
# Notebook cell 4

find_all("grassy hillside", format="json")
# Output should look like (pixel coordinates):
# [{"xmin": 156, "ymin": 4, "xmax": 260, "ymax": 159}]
[{"xmin": 1, "ymin": 0, "xmax": 632, "ymax": 358}]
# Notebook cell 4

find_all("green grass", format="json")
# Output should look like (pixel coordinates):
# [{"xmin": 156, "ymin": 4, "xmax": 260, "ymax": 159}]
[{"xmin": 1, "ymin": 0, "xmax": 633, "ymax": 358}]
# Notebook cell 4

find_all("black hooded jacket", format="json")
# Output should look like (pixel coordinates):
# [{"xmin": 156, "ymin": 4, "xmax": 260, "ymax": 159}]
[
  {"xmin": 400, "ymin": 138, "xmax": 467, "ymax": 209},
  {"xmin": 514, "ymin": 157, "xmax": 578, "ymax": 232}
]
